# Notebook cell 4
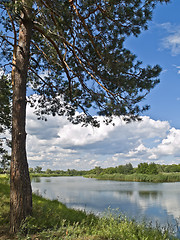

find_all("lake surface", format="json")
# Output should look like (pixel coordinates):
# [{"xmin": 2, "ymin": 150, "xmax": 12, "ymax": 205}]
[{"xmin": 31, "ymin": 176, "xmax": 180, "ymax": 235}]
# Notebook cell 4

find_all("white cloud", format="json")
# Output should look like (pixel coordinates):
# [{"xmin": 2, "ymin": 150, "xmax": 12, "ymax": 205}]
[
  {"xmin": 173, "ymin": 65, "xmax": 180, "ymax": 75},
  {"xmin": 160, "ymin": 23, "xmax": 180, "ymax": 56},
  {"xmin": 154, "ymin": 128, "xmax": 180, "ymax": 156},
  {"xmin": 25, "ymin": 104, "xmax": 180, "ymax": 170}
]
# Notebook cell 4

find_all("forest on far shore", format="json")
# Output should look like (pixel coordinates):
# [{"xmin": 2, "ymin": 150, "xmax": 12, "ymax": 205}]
[
  {"xmin": 4, "ymin": 162, "xmax": 179, "ymax": 176},
  {"xmin": 1, "ymin": 162, "xmax": 180, "ymax": 183}
]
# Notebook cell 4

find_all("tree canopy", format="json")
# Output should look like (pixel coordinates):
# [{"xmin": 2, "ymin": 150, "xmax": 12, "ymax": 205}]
[{"xmin": 0, "ymin": 0, "xmax": 169, "ymax": 125}]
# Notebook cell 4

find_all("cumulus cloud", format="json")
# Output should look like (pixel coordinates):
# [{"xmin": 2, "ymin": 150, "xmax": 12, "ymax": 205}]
[
  {"xmin": 154, "ymin": 128, "xmax": 180, "ymax": 156},
  {"xmin": 160, "ymin": 23, "xmax": 180, "ymax": 56},
  {"xmin": 26, "ymin": 104, "xmax": 180, "ymax": 170}
]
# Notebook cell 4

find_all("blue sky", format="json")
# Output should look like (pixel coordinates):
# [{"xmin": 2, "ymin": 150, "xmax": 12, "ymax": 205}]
[
  {"xmin": 2, "ymin": 0, "xmax": 180, "ymax": 170},
  {"xmin": 126, "ymin": 0, "xmax": 180, "ymax": 129}
]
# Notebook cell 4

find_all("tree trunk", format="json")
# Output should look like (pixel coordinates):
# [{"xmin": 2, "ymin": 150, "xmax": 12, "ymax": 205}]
[{"xmin": 10, "ymin": 0, "xmax": 33, "ymax": 233}]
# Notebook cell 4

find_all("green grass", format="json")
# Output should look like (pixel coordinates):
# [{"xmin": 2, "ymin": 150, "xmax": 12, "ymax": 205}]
[
  {"xmin": 86, "ymin": 172, "xmax": 180, "ymax": 183},
  {"xmin": 0, "ymin": 175, "xmax": 11, "ymax": 239},
  {"xmin": 0, "ymin": 174, "xmax": 179, "ymax": 240}
]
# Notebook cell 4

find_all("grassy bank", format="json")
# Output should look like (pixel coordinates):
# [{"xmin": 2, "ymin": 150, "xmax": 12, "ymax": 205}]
[
  {"xmin": 30, "ymin": 171, "xmax": 180, "ymax": 183},
  {"xmin": 86, "ymin": 172, "xmax": 180, "ymax": 183},
  {"xmin": 0, "ymin": 174, "xmax": 178, "ymax": 240},
  {"xmin": 30, "ymin": 173, "xmax": 63, "ymax": 178},
  {"xmin": 30, "ymin": 173, "xmax": 84, "ymax": 178}
]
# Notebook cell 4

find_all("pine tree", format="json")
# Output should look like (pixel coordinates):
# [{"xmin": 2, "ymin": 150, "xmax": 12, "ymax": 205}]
[{"xmin": 0, "ymin": 0, "xmax": 170, "ymax": 232}]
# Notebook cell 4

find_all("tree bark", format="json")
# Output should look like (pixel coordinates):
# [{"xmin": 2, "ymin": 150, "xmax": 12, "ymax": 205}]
[{"xmin": 10, "ymin": 0, "xmax": 33, "ymax": 233}]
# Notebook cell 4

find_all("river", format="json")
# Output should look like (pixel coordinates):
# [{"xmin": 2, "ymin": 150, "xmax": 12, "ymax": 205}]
[{"xmin": 31, "ymin": 176, "xmax": 180, "ymax": 235}]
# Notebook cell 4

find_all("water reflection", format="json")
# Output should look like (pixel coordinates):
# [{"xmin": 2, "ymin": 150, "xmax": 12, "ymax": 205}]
[
  {"xmin": 31, "ymin": 176, "xmax": 180, "ymax": 233},
  {"xmin": 32, "ymin": 177, "xmax": 41, "ymax": 183},
  {"xmin": 117, "ymin": 190, "xmax": 133, "ymax": 196},
  {"xmin": 138, "ymin": 191, "xmax": 161, "ymax": 199},
  {"xmin": 45, "ymin": 178, "xmax": 51, "ymax": 182}
]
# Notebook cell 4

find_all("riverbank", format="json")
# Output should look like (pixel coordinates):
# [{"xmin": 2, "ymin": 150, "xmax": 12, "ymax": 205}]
[
  {"xmin": 85, "ymin": 172, "xmax": 180, "ymax": 183},
  {"xmin": 30, "ymin": 172, "xmax": 180, "ymax": 183},
  {"xmin": 0, "ymin": 174, "xmax": 179, "ymax": 239},
  {"xmin": 30, "ymin": 173, "xmax": 62, "ymax": 178}
]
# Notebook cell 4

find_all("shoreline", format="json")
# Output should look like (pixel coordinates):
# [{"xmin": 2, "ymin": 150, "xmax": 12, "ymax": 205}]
[
  {"xmin": 85, "ymin": 172, "xmax": 180, "ymax": 183},
  {"xmin": 29, "ymin": 172, "xmax": 180, "ymax": 183}
]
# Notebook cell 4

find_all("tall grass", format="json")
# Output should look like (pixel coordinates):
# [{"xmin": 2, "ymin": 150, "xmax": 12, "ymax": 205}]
[
  {"xmin": 87, "ymin": 172, "xmax": 180, "ymax": 183},
  {"xmin": 0, "ymin": 174, "xmax": 10, "ymax": 238},
  {"xmin": 19, "ymin": 211, "xmax": 178, "ymax": 240}
]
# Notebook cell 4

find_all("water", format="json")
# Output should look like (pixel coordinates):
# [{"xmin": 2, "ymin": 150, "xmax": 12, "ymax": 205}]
[{"xmin": 31, "ymin": 176, "xmax": 180, "ymax": 235}]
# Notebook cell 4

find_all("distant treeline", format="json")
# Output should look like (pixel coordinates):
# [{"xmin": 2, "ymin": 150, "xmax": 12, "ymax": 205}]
[{"xmin": 28, "ymin": 162, "xmax": 180, "ymax": 177}]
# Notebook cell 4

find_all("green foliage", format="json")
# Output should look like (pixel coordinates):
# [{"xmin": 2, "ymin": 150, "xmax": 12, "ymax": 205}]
[
  {"xmin": 29, "ymin": 168, "xmax": 34, "ymax": 173},
  {"xmin": 148, "ymin": 162, "xmax": 159, "ymax": 174},
  {"xmin": 45, "ymin": 168, "xmax": 52, "ymax": 174},
  {"xmin": 0, "ymin": 175, "xmax": 10, "ymax": 235},
  {"xmin": 159, "ymin": 164, "xmax": 180, "ymax": 173},
  {"xmin": 0, "ymin": 153, "xmax": 11, "ymax": 173},
  {"xmin": 84, "ymin": 162, "xmax": 180, "ymax": 182},
  {"xmin": 103, "ymin": 166, "xmax": 117, "ymax": 174},
  {"xmin": 89, "ymin": 212, "xmax": 175, "ymax": 240},
  {"xmin": 30, "ymin": 163, "xmax": 180, "ymax": 182},
  {"xmin": 34, "ymin": 166, "xmax": 42, "ymax": 173},
  {"xmin": 19, "ymin": 195, "xmax": 96, "ymax": 236},
  {"xmin": 19, "ymin": 208, "xmax": 177, "ymax": 240},
  {"xmin": 0, "ymin": 74, "xmax": 11, "ymax": 130},
  {"xmin": 117, "ymin": 163, "xmax": 134, "ymax": 174},
  {"xmin": 137, "ymin": 162, "xmax": 149, "ymax": 174},
  {"xmin": 0, "ymin": 74, "xmax": 11, "ymax": 169},
  {"xmin": 30, "ymin": 168, "xmax": 88, "ymax": 177},
  {"xmin": 90, "ymin": 172, "xmax": 180, "ymax": 183},
  {"xmin": 137, "ymin": 162, "xmax": 159, "ymax": 174},
  {"xmin": 93, "ymin": 166, "xmax": 103, "ymax": 175}
]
